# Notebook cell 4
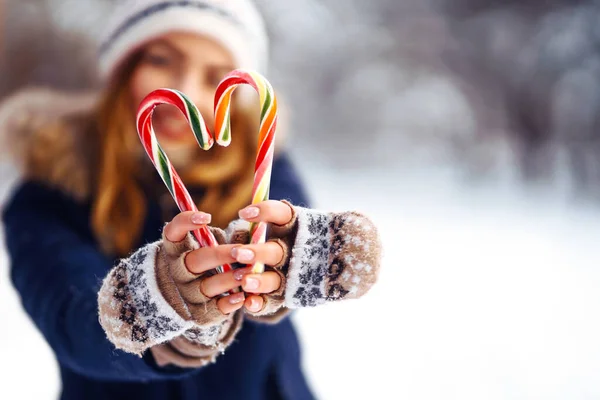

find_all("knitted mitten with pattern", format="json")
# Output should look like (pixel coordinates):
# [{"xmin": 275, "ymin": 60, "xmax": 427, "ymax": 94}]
[
  {"xmin": 98, "ymin": 202, "xmax": 382, "ymax": 365},
  {"xmin": 232, "ymin": 201, "xmax": 382, "ymax": 323},
  {"xmin": 98, "ymin": 227, "xmax": 241, "ymax": 367}
]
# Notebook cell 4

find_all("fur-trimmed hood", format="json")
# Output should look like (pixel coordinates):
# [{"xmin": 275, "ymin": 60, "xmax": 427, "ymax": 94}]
[{"xmin": 0, "ymin": 87, "xmax": 99, "ymax": 201}]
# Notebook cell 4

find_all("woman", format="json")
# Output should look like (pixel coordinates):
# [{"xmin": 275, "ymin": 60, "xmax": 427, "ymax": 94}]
[{"xmin": 0, "ymin": 1, "xmax": 381, "ymax": 399}]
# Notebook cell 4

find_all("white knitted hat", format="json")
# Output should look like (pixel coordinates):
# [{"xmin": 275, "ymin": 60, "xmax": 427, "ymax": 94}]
[{"xmin": 98, "ymin": 0, "xmax": 268, "ymax": 80}]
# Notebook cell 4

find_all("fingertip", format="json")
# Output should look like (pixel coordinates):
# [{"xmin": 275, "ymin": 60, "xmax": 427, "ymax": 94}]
[
  {"xmin": 242, "ymin": 274, "xmax": 261, "ymax": 292},
  {"xmin": 238, "ymin": 205, "xmax": 260, "ymax": 221},
  {"xmin": 191, "ymin": 211, "xmax": 211, "ymax": 225},
  {"xmin": 232, "ymin": 300, "xmax": 245, "ymax": 312},
  {"xmin": 233, "ymin": 266, "xmax": 252, "ymax": 281},
  {"xmin": 165, "ymin": 211, "xmax": 211, "ymax": 242},
  {"xmin": 218, "ymin": 293, "xmax": 246, "ymax": 315},
  {"xmin": 245, "ymin": 271, "xmax": 282, "ymax": 294},
  {"xmin": 227, "ymin": 291, "xmax": 245, "ymax": 305},
  {"xmin": 234, "ymin": 248, "xmax": 255, "ymax": 264},
  {"xmin": 244, "ymin": 294, "xmax": 263, "ymax": 313},
  {"xmin": 248, "ymin": 200, "xmax": 293, "ymax": 225}
]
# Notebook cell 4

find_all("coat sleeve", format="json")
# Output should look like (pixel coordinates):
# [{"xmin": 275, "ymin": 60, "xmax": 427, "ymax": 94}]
[{"xmin": 2, "ymin": 182, "xmax": 198, "ymax": 381}]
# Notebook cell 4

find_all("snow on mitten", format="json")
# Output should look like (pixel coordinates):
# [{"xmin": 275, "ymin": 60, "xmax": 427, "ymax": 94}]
[
  {"xmin": 98, "ymin": 227, "xmax": 241, "ymax": 358},
  {"xmin": 229, "ymin": 201, "xmax": 382, "ymax": 323}
]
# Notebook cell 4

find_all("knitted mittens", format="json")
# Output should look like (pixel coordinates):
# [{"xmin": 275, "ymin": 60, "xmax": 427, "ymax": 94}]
[
  {"xmin": 98, "ymin": 203, "xmax": 382, "ymax": 360},
  {"xmin": 232, "ymin": 202, "xmax": 382, "ymax": 321},
  {"xmin": 97, "ymin": 227, "xmax": 241, "ymax": 360}
]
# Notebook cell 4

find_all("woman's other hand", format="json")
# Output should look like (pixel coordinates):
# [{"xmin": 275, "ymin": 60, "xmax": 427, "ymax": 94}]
[{"xmin": 231, "ymin": 200, "xmax": 293, "ymax": 313}]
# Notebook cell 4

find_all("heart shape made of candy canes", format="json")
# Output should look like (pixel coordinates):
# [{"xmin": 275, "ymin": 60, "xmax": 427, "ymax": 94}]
[{"xmin": 136, "ymin": 69, "xmax": 277, "ymax": 275}]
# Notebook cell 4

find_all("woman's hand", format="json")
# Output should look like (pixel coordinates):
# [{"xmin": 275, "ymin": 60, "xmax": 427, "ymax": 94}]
[
  {"xmin": 163, "ymin": 200, "xmax": 293, "ymax": 316},
  {"xmin": 163, "ymin": 211, "xmax": 245, "ymax": 315},
  {"xmin": 232, "ymin": 200, "xmax": 294, "ymax": 313}
]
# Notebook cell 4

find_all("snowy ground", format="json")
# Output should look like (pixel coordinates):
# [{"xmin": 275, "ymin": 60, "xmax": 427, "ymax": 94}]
[{"xmin": 1, "ymin": 163, "xmax": 600, "ymax": 399}]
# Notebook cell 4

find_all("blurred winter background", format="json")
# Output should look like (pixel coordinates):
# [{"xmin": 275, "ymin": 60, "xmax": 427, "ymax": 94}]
[{"xmin": 2, "ymin": 0, "xmax": 600, "ymax": 399}]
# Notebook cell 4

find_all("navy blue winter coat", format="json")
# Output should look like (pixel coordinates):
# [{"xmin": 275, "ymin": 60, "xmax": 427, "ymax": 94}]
[{"xmin": 3, "ymin": 154, "xmax": 315, "ymax": 400}]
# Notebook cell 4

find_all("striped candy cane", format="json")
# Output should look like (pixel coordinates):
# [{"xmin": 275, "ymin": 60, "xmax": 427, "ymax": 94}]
[
  {"xmin": 214, "ymin": 70, "xmax": 278, "ymax": 274},
  {"xmin": 136, "ymin": 88, "xmax": 233, "ymax": 274},
  {"xmin": 136, "ymin": 69, "xmax": 278, "ymax": 276}
]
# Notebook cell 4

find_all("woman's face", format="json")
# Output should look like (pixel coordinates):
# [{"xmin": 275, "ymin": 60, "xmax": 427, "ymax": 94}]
[{"xmin": 129, "ymin": 32, "xmax": 235, "ymax": 158}]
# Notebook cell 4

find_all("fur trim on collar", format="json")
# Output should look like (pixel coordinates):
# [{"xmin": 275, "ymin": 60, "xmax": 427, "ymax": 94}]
[{"xmin": 0, "ymin": 87, "xmax": 99, "ymax": 200}]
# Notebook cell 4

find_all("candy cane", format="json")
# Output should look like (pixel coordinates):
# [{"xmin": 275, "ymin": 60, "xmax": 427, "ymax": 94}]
[
  {"xmin": 214, "ymin": 70, "xmax": 278, "ymax": 274},
  {"xmin": 136, "ymin": 89, "xmax": 233, "ymax": 274},
  {"xmin": 136, "ymin": 70, "xmax": 278, "ymax": 276}
]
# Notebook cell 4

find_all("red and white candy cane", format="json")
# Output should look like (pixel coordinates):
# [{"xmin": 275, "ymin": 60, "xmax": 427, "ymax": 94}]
[
  {"xmin": 136, "ymin": 69, "xmax": 278, "ymax": 276},
  {"xmin": 214, "ymin": 70, "xmax": 278, "ymax": 274},
  {"xmin": 136, "ymin": 88, "xmax": 233, "ymax": 274}
]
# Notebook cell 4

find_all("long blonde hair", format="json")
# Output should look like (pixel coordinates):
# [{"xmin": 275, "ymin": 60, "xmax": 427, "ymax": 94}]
[{"xmin": 91, "ymin": 57, "xmax": 257, "ymax": 256}]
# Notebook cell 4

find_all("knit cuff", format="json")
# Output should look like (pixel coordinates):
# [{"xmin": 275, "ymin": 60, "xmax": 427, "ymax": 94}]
[
  {"xmin": 98, "ymin": 242, "xmax": 194, "ymax": 356},
  {"xmin": 182, "ymin": 309, "xmax": 243, "ymax": 350},
  {"xmin": 284, "ymin": 208, "xmax": 382, "ymax": 308},
  {"xmin": 151, "ymin": 310, "xmax": 243, "ymax": 368},
  {"xmin": 98, "ymin": 226, "xmax": 238, "ymax": 356},
  {"xmin": 151, "ymin": 343, "xmax": 214, "ymax": 369}
]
